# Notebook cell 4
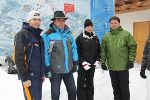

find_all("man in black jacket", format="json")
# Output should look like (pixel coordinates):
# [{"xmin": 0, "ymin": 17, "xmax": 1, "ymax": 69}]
[
  {"xmin": 14, "ymin": 10, "xmax": 45, "ymax": 100},
  {"xmin": 140, "ymin": 35, "xmax": 150, "ymax": 100},
  {"xmin": 76, "ymin": 19, "xmax": 100, "ymax": 100}
]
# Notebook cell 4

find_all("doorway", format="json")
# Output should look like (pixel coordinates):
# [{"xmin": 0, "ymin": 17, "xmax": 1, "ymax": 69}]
[{"xmin": 133, "ymin": 21, "xmax": 150, "ymax": 63}]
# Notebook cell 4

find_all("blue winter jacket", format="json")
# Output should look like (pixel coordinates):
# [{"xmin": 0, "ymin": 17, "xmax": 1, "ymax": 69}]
[{"xmin": 42, "ymin": 23, "xmax": 78, "ymax": 73}]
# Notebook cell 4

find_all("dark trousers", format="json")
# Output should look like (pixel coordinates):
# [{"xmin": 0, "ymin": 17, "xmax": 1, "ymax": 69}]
[
  {"xmin": 109, "ymin": 70, "xmax": 130, "ymax": 100},
  {"xmin": 50, "ymin": 72, "xmax": 76, "ymax": 100},
  {"xmin": 77, "ymin": 66, "xmax": 95, "ymax": 100},
  {"xmin": 22, "ymin": 77, "xmax": 43, "ymax": 100}
]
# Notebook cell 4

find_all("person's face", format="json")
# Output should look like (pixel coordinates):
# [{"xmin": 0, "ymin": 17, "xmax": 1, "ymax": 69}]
[
  {"xmin": 29, "ymin": 18, "xmax": 41, "ymax": 29},
  {"xmin": 110, "ymin": 20, "xmax": 120, "ymax": 30},
  {"xmin": 54, "ymin": 19, "xmax": 66, "ymax": 29},
  {"xmin": 85, "ymin": 26, "xmax": 93, "ymax": 33}
]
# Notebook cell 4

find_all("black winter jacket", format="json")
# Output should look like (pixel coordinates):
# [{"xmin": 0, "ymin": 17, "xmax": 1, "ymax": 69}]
[
  {"xmin": 76, "ymin": 31, "xmax": 100, "ymax": 66},
  {"xmin": 141, "ymin": 35, "xmax": 150, "ymax": 72},
  {"xmin": 14, "ymin": 22, "xmax": 45, "ymax": 82}
]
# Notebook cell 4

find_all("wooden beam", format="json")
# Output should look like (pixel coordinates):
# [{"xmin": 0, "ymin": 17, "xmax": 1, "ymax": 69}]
[{"xmin": 115, "ymin": 0, "xmax": 150, "ymax": 14}]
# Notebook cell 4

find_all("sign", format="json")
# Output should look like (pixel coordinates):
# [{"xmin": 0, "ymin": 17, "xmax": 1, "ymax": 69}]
[
  {"xmin": 90, "ymin": 0, "xmax": 114, "ymax": 42},
  {"xmin": 64, "ymin": 3, "xmax": 75, "ymax": 14}
]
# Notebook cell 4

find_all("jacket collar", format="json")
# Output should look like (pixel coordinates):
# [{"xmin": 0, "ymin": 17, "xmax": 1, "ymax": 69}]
[
  {"xmin": 110, "ymin": 26, "xmax": 123, "ymax": 35},
  {"xmin": 82, "ymin": 30, "xmax": 96, "ymax": 39},
  {"xmin": 22, "ymin": 22, "xmax": 43, "ymax": 35}
]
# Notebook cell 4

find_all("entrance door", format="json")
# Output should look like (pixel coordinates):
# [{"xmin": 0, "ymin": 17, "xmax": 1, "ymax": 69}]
[{"xmin": 133, "ymin": 21, "xmax": 150, "ymax": 63}]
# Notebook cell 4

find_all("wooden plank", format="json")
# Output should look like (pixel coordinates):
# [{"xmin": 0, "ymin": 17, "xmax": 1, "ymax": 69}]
[{"xmin": 115, "ymin": 0, "xmax": 150, "ymax": 14}]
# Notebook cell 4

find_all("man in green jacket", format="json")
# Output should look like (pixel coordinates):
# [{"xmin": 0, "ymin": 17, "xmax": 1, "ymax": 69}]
[{"xmin": 101, "ymin": 16, "xmax": 137, "ymax": 100}]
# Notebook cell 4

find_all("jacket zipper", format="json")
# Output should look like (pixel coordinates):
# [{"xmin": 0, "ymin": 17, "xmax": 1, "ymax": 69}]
[{"xmin": 118, "ymin": 38, "xmax": 120, "ymax": 48}]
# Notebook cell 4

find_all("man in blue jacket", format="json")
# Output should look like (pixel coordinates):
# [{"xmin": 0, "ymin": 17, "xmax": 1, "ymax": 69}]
[
  {"xmin": 42, "ymin": 11, "xmax": 78, "ymax": 100},
  {"xmin": 14, "ymin": 10, "xmax": 45, "ymax": 100}
]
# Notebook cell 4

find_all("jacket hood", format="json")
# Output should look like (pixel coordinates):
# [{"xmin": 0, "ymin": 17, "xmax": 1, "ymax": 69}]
[
  {"xmin": 82, "ymin": 30, "xmax": 96, "ymax": 39},
  {"xmin": 110, "ymin": 26, "xmax": 123, "ymax": 35}
]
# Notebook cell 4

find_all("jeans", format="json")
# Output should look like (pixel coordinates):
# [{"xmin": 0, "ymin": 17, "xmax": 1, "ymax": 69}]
[{"xmin": 50, "ymin": 72, "xmax": 76, "ymax": 100}]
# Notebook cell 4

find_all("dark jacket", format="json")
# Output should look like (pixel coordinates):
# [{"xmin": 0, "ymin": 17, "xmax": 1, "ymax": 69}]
[
  {"xmin": 14, "ymin": 22, "xmax": 45, "ymax": 82},
  {"xmin": 141, "ymin": 35, "xmax": 150, "ymax": 72},
  {"xmin": 76, "ymin": 31, "xmax": 100, "ymax": 66},
  {"xmin": 42, "ymin": 23, "xmax": 78, "ymax": 73}
]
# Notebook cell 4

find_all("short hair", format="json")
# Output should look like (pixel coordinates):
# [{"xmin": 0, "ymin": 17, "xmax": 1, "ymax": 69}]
[{"xmin": 109, "ymin": 16, "xmax": 120, "ymax": 23}]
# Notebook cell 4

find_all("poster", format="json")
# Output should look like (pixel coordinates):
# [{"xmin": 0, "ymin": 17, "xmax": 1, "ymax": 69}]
[
  {"xmin": 90, "ymin": 0, "xmax": 114, "ymax": 42},
  {"xmin": 0, "ymin": 0, "xmax": 90, "ymax": 56},
  {"xmin": 0, "ymin": 0, "xmax": 114, "ymax": 56}
]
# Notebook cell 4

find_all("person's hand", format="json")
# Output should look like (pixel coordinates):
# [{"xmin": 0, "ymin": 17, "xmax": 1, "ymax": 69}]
[
  {"xmin": 140, "ymin": 71, "xmax": 147, "ymax": 79},
  {"xmin": 127, "ymin": 61, "xmax": 134, "ymax": 69},
  {"xmin": 94, "ymin": 61, "xmax": 100, "ymax": 67},
  {"xmin": 23, "ymin": 80, "xmax": 31, "ymax": 87},
  {"xmin": 101, "ymin": 64, "xmax": 108, "ymax": 71},
  {"xmin": 45, "ymin": 71, "xmax": 52, "ymax": 78},
  {"xmin": 82, "ymin": 61, "xmax": 91, "ymax": 70}
]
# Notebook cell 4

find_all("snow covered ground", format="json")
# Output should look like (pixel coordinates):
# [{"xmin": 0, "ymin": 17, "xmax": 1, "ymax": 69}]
[{"xmin": 0, "ymin": 64, "xmax": 147, "ymax": 100}]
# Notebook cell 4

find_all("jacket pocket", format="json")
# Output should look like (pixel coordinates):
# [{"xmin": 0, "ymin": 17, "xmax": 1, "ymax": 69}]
[
  {"xmin": 50, "ymin": 52, "xmax": 56, "ymax": 68},
  {"xmin": 118, "ymin": 53, "xmax": 128, "ymax": 68},
  {"xmin": 119, "ymin": 53, "xmax": 128, "ymax": 60}
]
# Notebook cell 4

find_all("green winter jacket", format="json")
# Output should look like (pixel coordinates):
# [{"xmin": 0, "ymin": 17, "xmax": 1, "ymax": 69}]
[{"xmin": 101, "ymin": 27, "xmax": 137, "ymax": 71}]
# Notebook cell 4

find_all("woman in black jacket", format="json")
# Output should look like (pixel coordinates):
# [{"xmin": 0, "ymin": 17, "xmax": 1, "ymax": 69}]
[{"xmin": 76, "ymin": 19, "xmax": 100, "ymax": 100}]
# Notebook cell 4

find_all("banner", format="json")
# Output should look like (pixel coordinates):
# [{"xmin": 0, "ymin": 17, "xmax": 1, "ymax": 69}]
[
  {"xmin": 90, "ymin": 0, "xmax": 114, "ymax": 42},
  {"xmin": 64, "ymin": 3, "xmax": 75, "ymax": 14}
]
